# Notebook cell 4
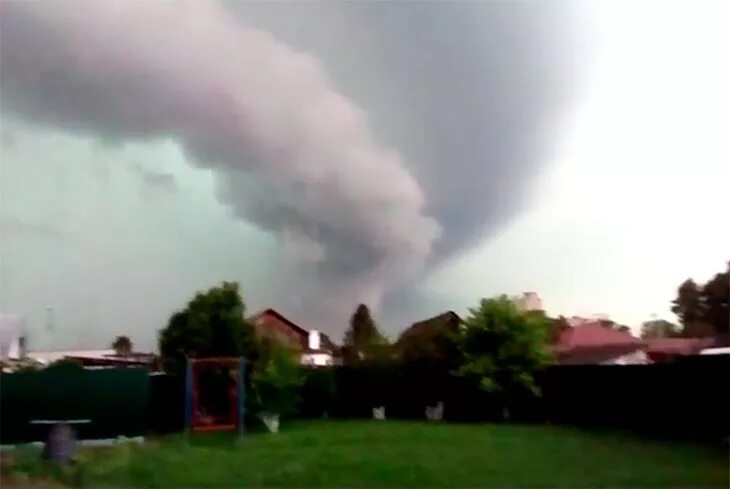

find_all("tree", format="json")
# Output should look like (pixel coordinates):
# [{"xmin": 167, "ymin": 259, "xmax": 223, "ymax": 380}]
[
  {"xmin": 640, "ymin": 319, "xmax": 680, "ymax": 339},
  {"xmin": 251, "ymin": 336, "xmax": 304, "ymax": 421},
  {"xmin": 158, "ymin": 282, "xmax": 259, "ymax": 374},
  {"xmin": 46, "ymin": 358, "xmax": 82, "ymax": 370},
  {"xmin": 597, "ymin": 318, "xmax": 632, "ymax": 334},
  {"xmin": 672, "ymin": 279, "xmax": 704, "ymax": 333},
  {"xmin": 342, "ymin": 304, "xmax": 390, "ymax": 365},
  {"xmin": 548, "ymin": 316, "xmax": 571, "ymax": 344},
  {"xmin": 111, "ymin": 335, "xmax": 133, "ymax": 356},
  {"xmin": 701, "ymin": 268, "xmax": 729, "ymax": 345},
  {"xmin": 456, "ymin": 296, "xmax": 554, "ymax": 418},
  {"xmin": 671, "ymin": 264, "xmax": 729, "ymax": 343}
]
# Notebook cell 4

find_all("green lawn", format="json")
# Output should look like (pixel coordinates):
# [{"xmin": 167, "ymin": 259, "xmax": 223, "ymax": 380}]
[{"xmin": 3, "ymin": 421, "xmax": 728, "ymax": 488}]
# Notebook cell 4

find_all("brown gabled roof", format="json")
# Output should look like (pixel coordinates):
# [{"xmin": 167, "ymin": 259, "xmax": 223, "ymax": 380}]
[
  {"xmin": 395, "ymin": 311, "xmax": 461, "ymax": 350},
  {"xmin": 248, "ymin": 308, "xmax": 337, "ymax": 352},
  {"xmin": 401, "ymin": 311, "xmax": 461, "ymax": 337}
]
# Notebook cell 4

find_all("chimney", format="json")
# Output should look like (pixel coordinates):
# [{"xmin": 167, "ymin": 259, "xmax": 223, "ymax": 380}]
[{"xmin": 308, "ymin": 330, "xmax": 320, "ymax": 351}]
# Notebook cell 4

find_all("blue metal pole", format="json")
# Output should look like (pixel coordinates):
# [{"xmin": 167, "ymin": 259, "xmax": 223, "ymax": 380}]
[
  {"xmin": 184, "ymin": 358, "xmax": 193, "ymax": 434},
  {"xmin": 238, "ymin": 357, "xmax": 246, "ymax": 436}
]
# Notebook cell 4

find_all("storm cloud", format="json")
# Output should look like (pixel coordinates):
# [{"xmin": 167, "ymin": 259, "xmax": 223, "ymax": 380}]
[{"xmin": 1, "ymin": 1, "xmax": 581, "ymax": 331}]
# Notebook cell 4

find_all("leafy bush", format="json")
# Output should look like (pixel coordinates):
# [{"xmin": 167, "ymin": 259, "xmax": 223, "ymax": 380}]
[
  {"xmin": 251, "ymin": 338, "xmax": 304, "ymax": 417},
  {"xmin": 455, "ymin": 296, "xmax": 554, "ymax": 417}
]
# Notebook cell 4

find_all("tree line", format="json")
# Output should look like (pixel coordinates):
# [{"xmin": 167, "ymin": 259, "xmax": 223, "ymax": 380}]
[
  {"xmin": 152, "ymin": 260, "xmax": 727, "ymax": 420},
  {"xmin": 156, "ymin": 283, "xmax": 553, "ymax": 420},
  {"xmin": 665, "ymin": 263, "xmax": 729, "ymax": 343}
]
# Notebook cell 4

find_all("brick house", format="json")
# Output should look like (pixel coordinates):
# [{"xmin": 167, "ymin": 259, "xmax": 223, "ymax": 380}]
[{"xmin": 248, "ymin": 308, "xmax": 338, "ymax": 366}]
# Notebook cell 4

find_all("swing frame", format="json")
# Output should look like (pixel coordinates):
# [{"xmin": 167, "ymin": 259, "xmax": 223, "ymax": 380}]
[{"xmin": 184, "ymin": 357, "xmax": 246, "ymax": 435}]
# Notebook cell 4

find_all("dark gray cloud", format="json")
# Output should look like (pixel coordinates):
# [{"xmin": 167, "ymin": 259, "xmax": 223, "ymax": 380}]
[
  {"xmin": 225, "ymin": 2, "xmax": 584, "ymax": 326},
  {"xmin": 228, "ymin": 2, "xmax": 583, "ymax": 263},
  {"xmin": 0, "ymin": 1, "xmax": 582, "ymax": 329},
  {"xmin": 0, "ymin": 2, "xmax": 440, "ymax": 318}
]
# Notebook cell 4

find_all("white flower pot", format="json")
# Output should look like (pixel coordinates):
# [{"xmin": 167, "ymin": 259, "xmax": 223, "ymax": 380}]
[
  {"xmin": 372, "ymin": 406, "xmax": 386, "ymax": 420},
  {"xmin": 425, "ymin": 401, "xmax": 444, "ymax": 421},
  {"xmin": 261, "ymin": 413, "xmax": 280, "ymax": 433}
]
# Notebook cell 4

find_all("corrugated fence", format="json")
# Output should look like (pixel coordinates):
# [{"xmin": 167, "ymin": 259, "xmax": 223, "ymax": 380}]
[
  {"xmin": 0, "ymin": 367, "xmax": 150, "ymax": 444},
  {"xmin": 1, "ymin": 356, "xmax": 727, "ymax": 444}
]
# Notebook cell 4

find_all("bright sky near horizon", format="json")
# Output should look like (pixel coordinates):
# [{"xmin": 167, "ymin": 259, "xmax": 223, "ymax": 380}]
[
  {"xmin": 424, "ymin": 0, "xmax": 730, "ymax": 328},
  {"xmin": 1, "ymin": 0, "xmax": 728, "ymax": 350}
]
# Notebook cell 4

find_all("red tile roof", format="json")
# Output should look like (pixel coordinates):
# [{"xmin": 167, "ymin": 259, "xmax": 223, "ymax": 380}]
[
  {"xmin": 556, "ymin": 322, "xmax": 641, "ymax": 350},
  {"xmin": 555, "ymin": 322, "xmax": 646, "ymax": 364}
]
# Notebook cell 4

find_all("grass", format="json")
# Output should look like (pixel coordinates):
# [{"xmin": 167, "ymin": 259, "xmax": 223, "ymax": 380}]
[{"xmin": 2, "ymin": 420, "xmax": 728, "ymax": 488}]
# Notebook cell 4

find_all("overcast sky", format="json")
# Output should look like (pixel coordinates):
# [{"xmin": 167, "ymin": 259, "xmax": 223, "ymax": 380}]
[{"xmin": 1, "ymin": 0, "xmax": 728, "ymax": 351}]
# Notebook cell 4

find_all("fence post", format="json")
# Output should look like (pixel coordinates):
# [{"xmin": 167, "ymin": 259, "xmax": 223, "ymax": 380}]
[
  {"xmin": 237, "ymin": 357, "xmax": 246, "ymax": 436},
  {"xmin": 184, "ymin": 358, "xmax": 192, "ymax": 436}
]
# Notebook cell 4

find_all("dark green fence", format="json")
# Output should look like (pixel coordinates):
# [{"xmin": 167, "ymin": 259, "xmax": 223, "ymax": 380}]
[
  {"xmin": 3, "ymin": 356, "xmax": 728, "ymax": 444},
  {"xmin": 295, "ymin": 356, "xmax": 730, "ymax": 442},
  {"xmin": 0, "ymin": 367, "xmax": 150, "ymax": 444}
]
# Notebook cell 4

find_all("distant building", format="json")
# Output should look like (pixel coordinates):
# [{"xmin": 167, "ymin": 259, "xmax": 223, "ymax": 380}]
[
  {"xmin": 645, "ymin": 337, "xmax": 717, "ymax": 363},
  {"xmin": 248, "ymin": 308, "xmax": 338, "ymax": 366},
  {"xmin": 27, "ymin": 349, "xmax": 159, "ymax": 370},
  {"xmin": 28, "ymin": 349, "xmax": 116, "ymax": 365},
  {"xmin": 513, "ymin": 292, "xmax": 543, "ymax": 312},
  {"xmin": 554, "ymin": 322, "xmax": 650, "ymax": 365},
  {"xmin": 394, "ymin": 311, "xmax": 462, "ymax": 363}
]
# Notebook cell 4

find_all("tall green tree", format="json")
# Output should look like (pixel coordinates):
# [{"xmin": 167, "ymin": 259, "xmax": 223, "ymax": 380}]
[
  {"xmin": 596, "ymin": 318, "xmax": 632, "ymax": 334},
  {"xmin": 456, "ymin": 296, "xmax": 553, "ymax": 418},
  {"xmin": 640, "ymin": 319, "xmax": 680, "ymax": 339},
  {"xmin": 672, "ymin": 263, "xmax": 729, "ymax": 343},
  {"xmin": 158, "ymin": 282, "xmax": 259, "ymax": 374},
  {"xmin": 111, "ymin": 335, "xmax": 133, "ymax": 355},
  {"xmin": 342, "ymin": 304, "xmax": 389, "ymax": 365},
  {"xmin": 701, "ymin": 267, "xmax": 729, "ymax": 344},
  {"xmin": 251, "ymin": 336, "xmax": 304, "ymax": 419},
  {"xmin": 671, "ymin": 279, "xmax": 704, "ymax": 330}
]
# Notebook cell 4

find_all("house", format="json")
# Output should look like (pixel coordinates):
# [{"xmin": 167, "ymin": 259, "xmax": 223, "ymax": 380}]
[
  {"xmin": 63, "ymin": 352, "xmax": 159, "ymax": 370},
  {"xmin": 248, "ymin": 308, "xmax": 338, "ymax": 366},
  {"xmin": 28, "ymin": 349, "xmax": 117, "ymax": 365},
  {"xmin": 645, "ymin": 337, "xmax": 717, "ymax": 363},
  {"xmin": 554, "ymin": 322, "xmax": 650, "ymax": 365},
  {"xmin": 394, "ymin": 311, "xmax": 461, "ymax": 364},
  {"xmin": 400, "ymin": 311, "xmax": 462, "ymax": 337},
  {"xmin": 25, "ymin": 349, "xmax": 160, "ymax": 370}
]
